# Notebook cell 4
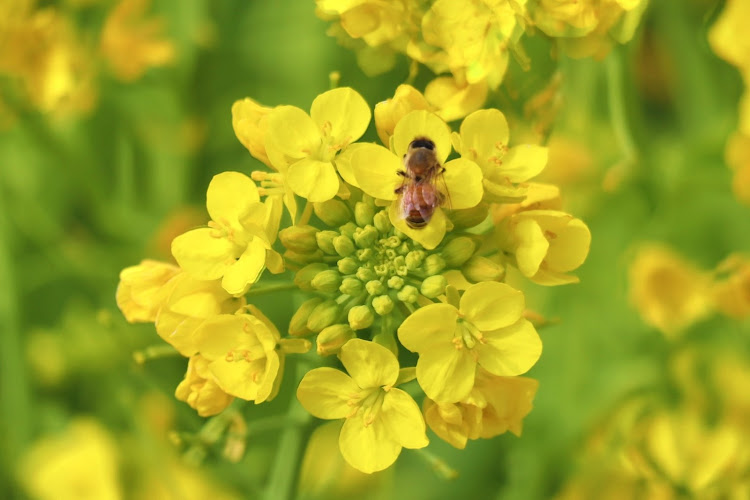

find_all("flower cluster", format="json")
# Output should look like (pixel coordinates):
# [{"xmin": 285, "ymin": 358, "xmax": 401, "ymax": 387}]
[
  {"xmin": 316, "ymin": 0, "xmax": 649, "ymax": 120},
  {"xmin": 117, "ymin": 85, "xmax": 591, "ymax": 473}
]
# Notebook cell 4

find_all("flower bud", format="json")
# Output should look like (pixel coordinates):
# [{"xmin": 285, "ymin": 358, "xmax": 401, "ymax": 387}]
[
  {"xmin": 372, "ymin": 295, "xmax": 394, "ymax": 316},
  {"xmin": 354, "ymin": 201, "xmax": 375, "ymax": 227},
  {"xmin": 450, "ymin": 203, "xmax": 489, "ymax": 229},
  {"xmin": 176, "ymin": 355, "xmax": 233, "ymax": 417},
  {"xmin": 353, "ymin": 225, "xmax": 378, "ymax": 249},
  {"xmin": 316, "ymin": 231, "xmax": 338, "ymax": 255},
  {"xmin": 338, "ymin": 257, "xmax": 359, "ymax": 275},
  {"xmin": 289, "ymin": 298, "xmax": 323, "ymax": 337},
  {"xmin": 313, "ymin": 199, "xmax": 352, "ymax": 227},
  {"xmin": 424, "ymin": 255, "xmax": 446, "ymax": 276},
  {"xmin": 463, "ymin": 256, "xmax": 505, "ymax": 282},
  {"xmin": 339, "ymin": 222, "xmax": 358, "ymax": 239},
  {"xmin": 311, "ymin": 270, "xmax": 343, "ymax": 293},
  {"xmin": 365, "ymin": 280, "xmax": 386, "ymax": 296},
  {"xmin": 421, "ymin": 275, "xmax": 447, "ymax": 298},
  {"xmin": 348, "ymin": 305, "xmax": 374, "ymax": 330},
  {"xmin": 284, "ymin": 250, "xmax": 325, "ymax": 270},
  {"xmin": 294, "ymin": 263, "xmax": 328, "ymax": 291},
  {"xmin": 396, "ymin": 285, "xmax": 419, "ymax": 303},
  {"xmin": 373, "ymin": 210, "xmax": 391, "ymax": 234},
  {"xmin": 387, "ymin": 276, "xmax": 404, "ymax": 290},
  {"xmin": 316, "ymin": 325, "xmax": 356, "ymax": 356},
  {"xmin": 333, "ymin": 235, "xmax": 356, "ymax": 257},
  {"xmin": 356, "ymin": 267, "xmax": 376, "ymax": 282},
  {"xmin": 307, "ymin": 299, "xmax": 340, "ymax": 332},
  {"xmin": 339, "ymin": 277, "xmax": 364, "ymax": 296},
  {"xmin": 405, "ymin": 251, "xmax": 425, "ymax": 270},
  {"xmin": 279, "ymin": 225, "xmax": 319, "ymax": 254},
  {"xmin": 441, "ymin": 237, "xmax": 476, "ymax": 267}
]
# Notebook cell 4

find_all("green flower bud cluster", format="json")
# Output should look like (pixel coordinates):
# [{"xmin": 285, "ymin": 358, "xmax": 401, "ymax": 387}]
[{"xmin": 282, "ymin": 196, "xmax": 499, "ymax": 351}]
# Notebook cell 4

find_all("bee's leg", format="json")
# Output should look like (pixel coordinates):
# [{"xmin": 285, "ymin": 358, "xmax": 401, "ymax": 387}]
[
  {"xmin": 394, "ymin": 185, "xmax": 405, "ymax": 194},
  {"xmin": 439, "ymin": 167, "xmax": 446, "ymax": 174},
  {"xmin": 438, "ymin": 191, "xmax": 446, "ymax": 204},
  {"xmin": 397, "ymin": 170, "xmax": 408, "ymax": 177}
]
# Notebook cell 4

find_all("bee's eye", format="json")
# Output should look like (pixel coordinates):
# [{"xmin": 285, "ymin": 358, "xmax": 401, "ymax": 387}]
[{"xmin": 410, "ymin": 138, "xmax": 435, "ymax": 150}]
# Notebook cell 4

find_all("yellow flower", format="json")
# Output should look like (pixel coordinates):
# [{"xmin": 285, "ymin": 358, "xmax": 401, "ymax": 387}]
[
  {"xmin": 712, "ymin": 254, "xmax": 750, "ymax": 320},
  {"xmin": 116, "ymin": 259, "xmax": 179, "ymax": 323},
  {"xmin": 374, "ymin": 84, "xmax": 431, "ymax": 146},
  {"xmin": 628, "ymin": 244, "xmax": 712, "ymax": 337},
  {"xmin": 424, "ymin": 371, "xmax": 538, "ymax": 449},
  {"xmin": 264, "ymin": 87, "xmax": 370, "ymax": 202},
  {"xmin": 351, "ymin": 110, "xmax": 484, "ymax": 249},
  {"xmin": 297, "ymin": 339, "xmax": 428, "ymax": 473},
  {"xmin": 19, "ymin": 418, "xmax": 121, "ymax": 500},
  {"xmin": 232, "ymin": 97, "xmax": 274, "ymax": 167},
  {"xmin": 453, "ymin": 108, "xmax": 548, "ymax": 203},
  {"xmin": 100, "ymin": 0, "xmax": 175, "ymax": 82},
  {"xmin": 498, "ymin": 210, "xmax": 591, "ymax": 286},
  {"xmin": 726, "ymin": 131, "xmax": 750, "ymax": 206},
  {"xmin": 709, "ymin": 0, "xmax": 750, "ymax": 82},
  {"xmin": 171, "ymin": 171, "xmax": 283, "ymax": 295},
  {"xmin": 398, "ymin": 281, "xmax": 542, "ymax": 403},
  {"xmin": 424, "ymin": 76, "xmax": 488, "ymax": 123},
  {"xmin": 193, "ymin": 306, "xmax": 310, "ymax": 403},
  {"xmin": 155, "ymin": 271, "xmax": 244, "ymax": 356},
  {"xmin": 175, "ymin": 355, "xmax": 234, "ymax": 417}
]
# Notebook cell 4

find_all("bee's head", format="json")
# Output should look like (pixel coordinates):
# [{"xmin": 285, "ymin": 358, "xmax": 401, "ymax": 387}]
[{"xmin": 408, "ymin": 137, "xmax": 436, "ymax": 151}]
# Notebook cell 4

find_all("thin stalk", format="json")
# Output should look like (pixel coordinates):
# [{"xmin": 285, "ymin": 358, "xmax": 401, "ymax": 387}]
[
  {"xmin": 605, "ymin": 50, "xmax": 638, "ymax": 170},
  {"xmin": 245, "ymin": 282, "xmax": 298, "ymax": 298}
]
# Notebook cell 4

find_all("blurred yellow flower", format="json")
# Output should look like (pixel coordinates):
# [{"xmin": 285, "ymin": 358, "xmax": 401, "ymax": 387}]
[
  {"xmin": 296, "ymin": 339, "xmax": 428, "ymax": 473},
  {"xmin": 351, "ymin": 110, "xmax": 484, "ymax": 249},
  {"xmin": 264, "ymin": 87, "xmax": 370, "ymax": 202},
  {"xmin": 116, "ymin": 259, "xmax": 179, "ymax": 323},
  {"xmin": 100, "ymin": 0, "xmax": 175, "ymax": 82},
  {"xmin": 628, "ymin": 244, "xmax": 712, "ymax": 337},
  {"xmin": 726, "ymin": 131, "xmax": 750, "ymax": 206},
  {"xmin": 712, "ymin": 254, "xmax": 750, "ymax": 320},
  {"xmin": 398, "ymin": 281, "xmax": 542, "ymax": 403},
  {"xmin": 498, "ymin": 209, "xmax": 591, "ymax": 285},
  {"xmin": 19, "ymin": 419, "xmax": 121, "ymax": 500},
  {"xmin": 453, "ymin": 108, "xmax": 548, "ymax": 203},
  {"xmin": 193, "ymin": 306, "xmax": 309, "ymax": 403},
  {"xmin": 171, "ymin": 171, "xmax": 283, "ymax": 295},
  {"xmin": 709, "ymin": 0, "xmax": 750, "ymax": 82},
  {"xmin": 424, "ymin": 370, "xmax": 538, "ymax": 449},
  {"xmin": 175, "ymin": 354, "xmax": 234, "ymax": 417}
]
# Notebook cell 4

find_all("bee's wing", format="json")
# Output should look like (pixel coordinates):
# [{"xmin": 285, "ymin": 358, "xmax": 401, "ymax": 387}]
[
  {"xmin": 400, "ymin": 186, "xmax": 414, "ymax": 219},
  {"xmin": 427, "ymin": 166, "xmax": 452, "ymax": 211}
]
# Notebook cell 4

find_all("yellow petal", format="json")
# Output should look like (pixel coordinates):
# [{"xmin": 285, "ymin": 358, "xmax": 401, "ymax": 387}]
[
  {"xmin": 339, "ymin": 339, "xmax": 399, "ymax": 389},
  {"xmin": 417, "ymin": 343, "xmax": 476, "ymax": 403},
  {"xmin": 397, "ymin": 303, "xmax": 458, "ymax": 352},
  {"xmin": 333, "ymin": 142, "xmax": 365, "ymax": 188},
  {"xmin": 476, "ymin": 319, "xmax": 542, "ymax": 376},
  {"xmin": 194, "ymin": 314, "xmax": 255, "ymax": 359},
  {"xmin": 381, "ymin": 388, "xmax": 429, "ymax": 449},
  {"xmin": 221, "ymin": 237, "xmax": 267, "ymax": 295},
  {"xmin": 287, "ymin": 157, "xmax": 340, "ymax": 202},
  {"xmin": 339, "ymin": 414, "xmax": 401, "ymax": 473},
  {"xmin": 297, "ymin": 367, "xmax": 359, "ymax": 419},
  {"xmin": 351, "ymin": 143, "xmax": 400, "ymax": 201},
  {"xmin": 388, "ymin": 203, "xmax": 447, "ymax": 250},
  {"xmin": 442, "ymin": 158, "xmax": 483, "ymax": 210},
  {"xmin": 374, "ymin": 84, "xmax": 431, "ymax": 146},
  {"xmin": 266, "ymin": 105, "xmax": 321, "ymax": 159},
  {"xmin": 311, "ymin": 87, "xmax": 371, "ymax": 148},
  {"xmin": 425, "ymin": 76, "xmax": 487, "ymax": 123},
  {"xmin": 231, "ymin": 97, "xmax": 272, "ymax": 165},
  {"xmin": 501, "ymin": 145, "xmax": 548, "ymax": 183},
  {"xmin": 393, "ymin": 110, "xmax": 452, "ymax": 164},
  {"xmin": 206, "ymin": 171, "xmax": 260, "ymax": 230},
  {"xmin": 171, "ymin": 228, "xmax": 237, "ymax": 280},
  {"xmin": 513, "ymin": 218, "xmax": 548, "ymax": 277},
  {"xmin": 458, "ymin": 109, "xmax": 509, "ymax": 164},
  {"xmin": 460, "ymin": 282, "xmax": 525, "ymax": 331}
]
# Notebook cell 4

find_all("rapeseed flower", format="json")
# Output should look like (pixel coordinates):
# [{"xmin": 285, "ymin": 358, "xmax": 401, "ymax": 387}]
[
  {"xmin": 175, "ymin": 355, "xmax": 235, "ymax": 417},
  {"xmin": 297, "ymin": 339, "xmax": 428, "ymax": 473},
  {"xmin": 116, "ymin": 259, "xmax": 180, "ymax": 323}
]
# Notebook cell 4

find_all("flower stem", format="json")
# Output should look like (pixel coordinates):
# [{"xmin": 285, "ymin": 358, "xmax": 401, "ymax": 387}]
[
  {"xmin": 132, "ymin": 344, "xmax": 180, "ymax": 364},
  {"xmin": 298, "ymin": 201, "xmax": 314, "ymax": 226},
  {"xmin": 605, "ymin": 50, "xmax": 638, "ymax": 171},
  {"xmin": 264, "ymin": 364, "xmax": 312, "ymax": 500},
  {"xmin": 245, "ymin": 282, "xmax": 298, "ymax": 298},
  {"xmin": 415, "ymin": 448, "xmax": 459, "ymax": 480}
]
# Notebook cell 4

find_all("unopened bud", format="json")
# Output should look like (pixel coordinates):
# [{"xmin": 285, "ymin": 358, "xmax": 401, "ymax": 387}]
[
  {"xmin": 373, "ymin": 210, "xmax": 391, "ymax": 234},
  {"xmin": 356, "ymin": 267, "xmax": 376, "ymax": 282},
  {"xmin": 333, "ymin": 235, "xmax": 355, "ymax": 257},
  {"xmin": 289, "ymin": 298, "xmax": 324, "ymax": 336},
  {"xmin": 387, "ymin": 276, "xmax": 404, "ymax": 289},
  {"xmin": 279, "ymin": 225, "xmax": 319, "ymax": 254},
  {"xmin": 339, "ymin": 277, "xmax": 364, "ymax": 296},
  {"xmin": 294, "ymin": 263, "xmax": 328, "ymax": 291},
  {"xmin": 307, "ymin": 299, "xmax": 340, "ymax": 332},
  {"xmin": 406, "ymin": 251, "xmax": 425, "ymax": 270},
  {"xmin": 354, "ymin": 201, "xmax": 375, "ymax": 227},
  {"xmin": 353, "ymin": 225, "xmax": 378, "ymax": 248},
  {"xmin": 316, "ymin": 231, "xmax": 338, "ymax": 255},
  {"xmin": 339, "ymin": 222, "xmax": 357, "ymax": 239},
  {"xmin": 316, "ymin": 324, "xmax": 356, "ymax": 356},
  {"xmin": 348, "ymin": 305, "xmax": 374, "ymax": 330},
  {"xmin": 442, "ymin": 237, "xmax": 476, "ymax": 267},
  {"xmin": 311, "ymin": 270, "xmax": 342, "ymax": 293},
  {"xmin": 463, "ymin": 256, "xmax": 505, "ymax": 282},
  {"xmin": 424, "ymin": 254, "xmax": 446, "ymax": 276},
  {"xmin": 283, "ymin": 250, "xmax": 324, "ymax": 270},
  {"xmin": 314, "ymin": 199, "xmax": 352, "ymax": 227},
  {"xmin": 372, "ymin": 295, "xmax": 394, "ymax": 315},
  {"xmin": 338, "ymin": 257, "xmax": 359, "ymax": 275},
  {"xmin": 450, "ymin": 203, "xmax": 489, "ymax": 229},
  {"xmin": 421, "ymin": 275, "xmax": 447, "ymax": 298},
  {"xmin": 396, "ymin": 285, "xmax": 419, "ymax": 303},
  {"xmin": 365, "ymin": 280, "xmax": 386, "ymax": 296}
]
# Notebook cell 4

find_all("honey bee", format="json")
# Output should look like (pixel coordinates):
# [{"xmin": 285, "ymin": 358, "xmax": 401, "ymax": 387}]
[{"xmin": 394, "ymin": 137, "xmax": 448, "ymax": 229}]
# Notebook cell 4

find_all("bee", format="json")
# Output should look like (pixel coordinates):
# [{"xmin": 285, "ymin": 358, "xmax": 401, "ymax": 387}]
[{"xmin": 394, "ymin": 137, "xmax": 448, "ymax": 229}]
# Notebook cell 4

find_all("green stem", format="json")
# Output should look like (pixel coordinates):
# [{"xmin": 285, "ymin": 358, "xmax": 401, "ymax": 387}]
[
  {"xmin": 132, "ymin": 344, "xmax": 180, "ymax": 364},
  {"xmin": 605, "ymin": 50, "xmax": 638, "ymax": 169},
  {"xmin": 264, "ymin": 364, "xmax": 312, "ymax": 500},
  {"xmin": 414, "ymin": 448, "xmax": 459, "ymax": 480},
  {"xmin": 245, "ymin": 282, "xmax": 298, "ymax": 298}
]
